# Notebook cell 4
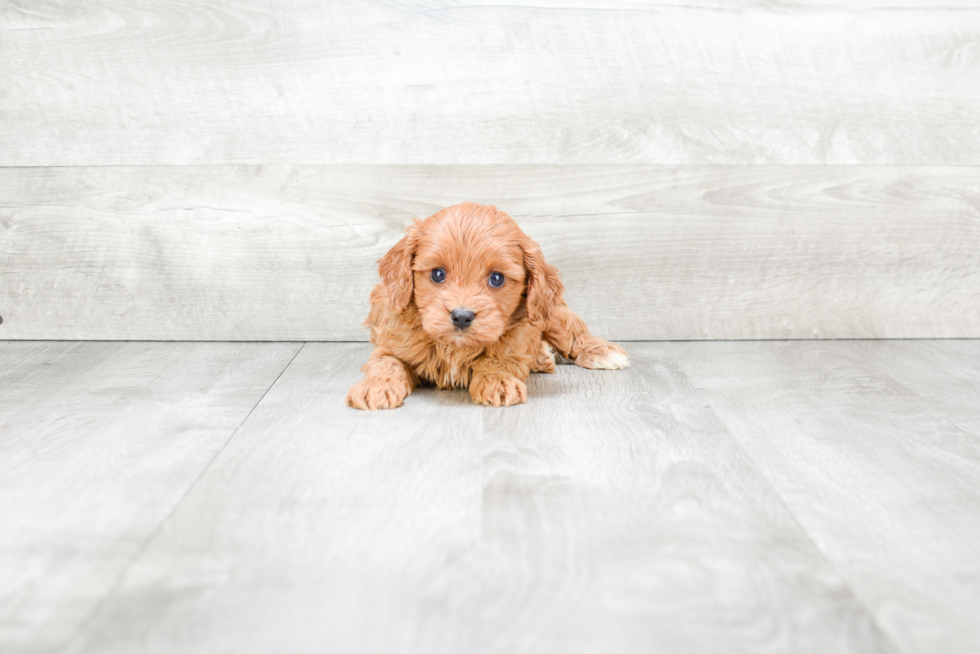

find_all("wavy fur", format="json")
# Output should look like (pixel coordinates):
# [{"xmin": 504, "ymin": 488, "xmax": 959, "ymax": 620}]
[{"xmin": 347, "ymin": 202, "xmax": 628, "ymax": 409}]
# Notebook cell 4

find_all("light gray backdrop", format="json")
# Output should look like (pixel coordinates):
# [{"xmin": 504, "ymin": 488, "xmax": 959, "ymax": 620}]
[{"xmin": 2, "ymin": 0, "xmax": 978, "ymax": 340}]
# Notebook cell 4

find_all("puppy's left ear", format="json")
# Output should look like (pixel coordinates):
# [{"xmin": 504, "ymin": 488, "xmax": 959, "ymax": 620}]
[
  {"xmin": 378, "ymin": 220, "xmax": 421, "ymax": 312},
  {"xmin": 523, "ymin": 238, "xmax": 564, "ymax": 330}
]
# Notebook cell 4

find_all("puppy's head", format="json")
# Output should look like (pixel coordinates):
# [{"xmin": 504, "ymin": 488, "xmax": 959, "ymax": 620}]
[{"xmin": 377, "ymin": 203, "xmax": 563, "ymax": 346}]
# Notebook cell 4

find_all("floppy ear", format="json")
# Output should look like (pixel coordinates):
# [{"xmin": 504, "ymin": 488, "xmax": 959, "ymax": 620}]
[
  {"xmin": 523, "ymin": 238, "xmax": 564, "ymax": 330},
  {"xmin": 378, "ymin": 220, "xmax": 421, "ymax": 312}
]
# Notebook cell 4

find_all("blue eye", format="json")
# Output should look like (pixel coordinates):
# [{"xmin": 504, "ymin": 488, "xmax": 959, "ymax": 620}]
[
  {"xmin": 488, "ymin": 272, "xmax": 505, "ymax": 288},
  {"xmin": 430, "ymin": 268, "xmax": 446, "ymax": 283}
]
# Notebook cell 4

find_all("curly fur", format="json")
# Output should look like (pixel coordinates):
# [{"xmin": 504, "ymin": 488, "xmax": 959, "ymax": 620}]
[{"xmin": 347, "ymin": 202, "xmax": 629, "ymax": 410}]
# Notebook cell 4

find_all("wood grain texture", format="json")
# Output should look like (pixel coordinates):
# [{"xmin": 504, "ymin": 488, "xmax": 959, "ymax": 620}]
[
  {"xmin": 65, "ymin": 343, "xmax": 483, "ymax": 654},
  {"xmin": 852, "ymin": 339, "xmax": 980, "ymax": 435},
  {"xmin": 477, "ymin": 346, "xmax": 893, "ymax": 653},
  {"xmin": 63, "ymin": 342, "xmax": 895, "ymax": 654},
  {"xmin": 5, "ymin": 341, "xmax": 978, "ymax": 652},
  {"xmin": 0, "ymin": 341, "xmax": 300, "ymax": 654},
  {"xmin": 3, "ymin": 1, "xmax": 980, "ymax": 166},
  {"xmin": 664, "ymin": 340, "xmax": 980, "ymax": 654},
  {"xmin": 2, "ymin": 165, "xmax": 979, "ymax": 341}
]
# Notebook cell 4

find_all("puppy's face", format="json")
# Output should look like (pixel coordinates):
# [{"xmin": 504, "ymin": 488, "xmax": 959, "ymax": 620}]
[
  {"xmin": 412, "ymin": 221, "xmax": 526, "ymax": 347},
  {"xmin": 377, "ymin": 203, "xmax": 563, "ymax": 347}
]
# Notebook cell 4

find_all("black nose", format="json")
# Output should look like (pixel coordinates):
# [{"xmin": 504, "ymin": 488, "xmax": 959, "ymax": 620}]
[{"xmin": 451, "ymin": 309, "xmax": 476, "ymax": 330}]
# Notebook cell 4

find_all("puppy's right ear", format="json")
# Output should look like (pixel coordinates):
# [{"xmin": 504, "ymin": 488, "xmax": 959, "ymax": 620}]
[{"xmin": 377, "ymin": 220, "xmax": 421, "ymax": 312}]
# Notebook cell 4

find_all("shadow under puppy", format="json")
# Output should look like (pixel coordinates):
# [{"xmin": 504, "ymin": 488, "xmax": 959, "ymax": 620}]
[{"xmin": 347, "ymin": 202, "xmax": 629, "ymax": 410}]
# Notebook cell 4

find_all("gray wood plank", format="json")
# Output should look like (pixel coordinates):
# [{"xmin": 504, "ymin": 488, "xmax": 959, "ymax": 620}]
[
  {"xmin": 0, "ymin": 342, "xmax": 111, "ymax": 397},
  {"xmin": 3, "ymin": 2, "xmax": 980, "ymax": 166},
  {"xmin": 2, "ymin": 165, "xmax": 978, "ymax": 341},
  {"xmin": 0, "ymin": 341, "xmax": 300, "ymax": 654},
  {"xmin": 840, "ymin": 339, "xmax": 980, "ymax": 436},
  {"xmin": 66, "ymin": 343, "xmax": 894, "ymax": 654},
  {"xmin": 478, "ymin": 345, "xmax": 893, "ymax": 654},
  {"xmin": 64, "ymin": 343, "xmax": 482, "ymax": 654},
  {"xmin": 665, "ymin": 340, "xmax": 980, "ymax": 654}
]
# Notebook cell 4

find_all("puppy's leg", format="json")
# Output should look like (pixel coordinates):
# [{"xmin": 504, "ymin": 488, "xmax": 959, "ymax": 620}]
[
  {"xmin": 470, "ymin": 359, "xmax": 528, "ymax": 407},
  {"xmin": 544, "ymin": 304, "xmax": 630, "ymax": 370},
  {"xmin": 346, "ymin": 350, "xmax": 417, "ymax": 410},
  {"xmin": 530, "ymin": 338, "xmax": 557, "ymax": 374},
  {"xmin": 469, "ymin": 324, "xmax": 538, "ymax": 406}
]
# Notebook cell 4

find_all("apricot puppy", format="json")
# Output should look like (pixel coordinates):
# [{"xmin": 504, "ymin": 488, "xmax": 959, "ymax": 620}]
[{"xmin": 346, "ymin": 202, "xmax": 629, "ymax": 410}]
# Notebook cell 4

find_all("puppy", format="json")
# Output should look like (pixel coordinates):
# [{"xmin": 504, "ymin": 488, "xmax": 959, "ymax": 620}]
[{"xmin": 346, "ymin": 202, "xmax": 629, "ymax": 410}]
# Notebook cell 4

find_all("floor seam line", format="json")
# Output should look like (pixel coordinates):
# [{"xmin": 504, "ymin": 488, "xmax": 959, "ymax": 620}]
[
  {"xmin": 664, "ymin": 346, "xmax": 908, "ymax": 654},
  {"xmin": 60, "ymin": 341, "xmax": 307, "ymax": 653},
  {"xmin": 690, "ymin": 387, "xmax": 909, "ymax": 654}
]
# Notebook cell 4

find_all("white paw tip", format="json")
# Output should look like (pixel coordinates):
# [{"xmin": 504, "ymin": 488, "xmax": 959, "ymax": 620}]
[{"xmin": 595, "ymin": 350, "xmax": 630, "ymax": 370}]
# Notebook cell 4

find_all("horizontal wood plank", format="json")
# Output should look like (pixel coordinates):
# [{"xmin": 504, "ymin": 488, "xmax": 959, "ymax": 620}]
[
  {"xmin": 3, "ymin": 1, "xmax": 980, "ymax": 166},
  {"xmin": 1, "ymin": 165, "xmax": 978, "ymax": 340}
]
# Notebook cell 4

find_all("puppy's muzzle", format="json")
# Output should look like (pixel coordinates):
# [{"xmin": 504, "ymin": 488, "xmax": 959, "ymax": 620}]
[{"xmin": 451, "ymin": 309, "xmax": 476, "ymax": 330}]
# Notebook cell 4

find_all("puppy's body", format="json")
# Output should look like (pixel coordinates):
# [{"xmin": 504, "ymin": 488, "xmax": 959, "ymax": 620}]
[{"xmin": 347, "ymin": 203, "xmax": 628, "ymax": 410}]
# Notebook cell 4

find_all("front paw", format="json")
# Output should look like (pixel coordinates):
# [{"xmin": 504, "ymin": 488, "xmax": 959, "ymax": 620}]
[
  {"xmin": 470, "ymin": 372, "xmax": 527, "ymax": 407},
  {"xmin": 574, "ymin": 338, "xmax": 630, "ymax": 370},
  {"xmin": 346, "ymin": 376, "xmax": 411, "ymax": 410}
]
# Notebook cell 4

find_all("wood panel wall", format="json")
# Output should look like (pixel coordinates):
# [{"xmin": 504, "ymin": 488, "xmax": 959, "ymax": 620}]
[{"xmin": 2, "ymin": 1, "xmax": 978, "ymax": 340}]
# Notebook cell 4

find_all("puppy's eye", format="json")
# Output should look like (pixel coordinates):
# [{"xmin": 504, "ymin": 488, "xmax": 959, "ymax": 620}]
[
  {"xmin": 430, "ymin": 268, "xmax": 446, "ymax": 283},
  {"xmin": 488, "ymin": 271, "xmax": 505, "ymax": 288}
]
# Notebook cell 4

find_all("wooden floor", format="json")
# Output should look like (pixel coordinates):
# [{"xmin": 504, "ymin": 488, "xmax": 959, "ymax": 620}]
[{"xmin": 2, "ymin": 340, "xmax": 978, "ymax": 654}]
